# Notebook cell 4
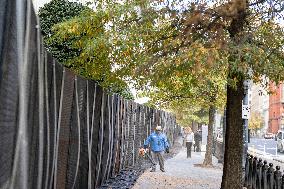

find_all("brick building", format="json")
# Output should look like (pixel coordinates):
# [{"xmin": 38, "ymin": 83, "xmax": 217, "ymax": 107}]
[{"xmin": 268, "ymin": 83, "xmax": 284, "ymax": 133}]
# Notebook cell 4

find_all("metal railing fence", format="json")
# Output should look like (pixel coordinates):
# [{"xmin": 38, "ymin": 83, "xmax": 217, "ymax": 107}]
[{"xmin": 244, "ymin": 154, "xmax": 284, "ymax": 189}]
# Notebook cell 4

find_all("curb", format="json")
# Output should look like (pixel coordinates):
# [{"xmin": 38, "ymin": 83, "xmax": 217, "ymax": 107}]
[
  {"xmin": 248, "ymin": 148, "xmax": 284, "ymax": 164},
  {"xmin": 272, "ymin": 158, "xmax": 284, "ymax": 164}
]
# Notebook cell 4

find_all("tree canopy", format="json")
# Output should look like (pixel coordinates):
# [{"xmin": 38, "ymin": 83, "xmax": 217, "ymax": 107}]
[
  {"xmin": 39, "ymin": 0, "xmax": 87, "ymax": 63},
  {"xmin": 47, "ymin": 0, "xmax": 284, "ymax": 102},
  {"xmin": 44, "ymin": 0, "xmax": 284, "ymax": 136},
  {"xmin": 39, "ymin": 0, "xmax": 134, "ymax": 99}
]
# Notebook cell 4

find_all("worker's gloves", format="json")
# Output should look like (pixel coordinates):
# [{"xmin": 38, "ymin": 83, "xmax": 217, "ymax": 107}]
[
  {"xmin": 165, "ymin": 147, "xmax": 170, "ymax": 153},
  {"xmin": 139, "ymin": 148, "xmax": 146, "ymax": 156}
]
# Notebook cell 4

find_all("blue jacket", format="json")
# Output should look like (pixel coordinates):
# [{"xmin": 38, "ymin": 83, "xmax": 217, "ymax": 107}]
[{"xmin": 144, "ymin": 132, "xmax": 169, "ymax": 152}]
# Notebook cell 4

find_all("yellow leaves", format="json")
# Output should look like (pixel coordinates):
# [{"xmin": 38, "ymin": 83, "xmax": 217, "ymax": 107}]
[
  {"xmin": 252, "ymin": 75, "xmax": 262, "ymax": 83},
  {"xmin": 75, "ymin": 40, "xmax": 83, "ymax": 48},
  {"xmin": 58, "ymin": 21, "xmax": 81, "ymax": 36},
  {"xmin": 121, "ymin": 48, "xmax": 132, "ymax": 57},
  {"xmin": 80, "ymin": 52, "xmax": 86, "ymax": 59},
  {"xmin": 71, "ymin": 24, "xmax": 78, "ymax": 33},
  {"xmin": 175, "ymin": 71, "xmax": 183, "ymax": 77},
  {"xmin": 249, "ymin": 112, "xmax": 264, "ymax": 131},
  {"xmin": 185, "ymin": 42, "xmax": 225, "ymax": 75}
]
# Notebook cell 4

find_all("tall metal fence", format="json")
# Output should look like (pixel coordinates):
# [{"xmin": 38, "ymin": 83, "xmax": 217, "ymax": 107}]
[{"xmin": 0, "ymin": 1, "xmax": 180, "ymax": 189}]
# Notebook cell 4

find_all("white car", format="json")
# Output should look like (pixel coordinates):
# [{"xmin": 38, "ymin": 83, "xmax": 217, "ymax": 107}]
[
  {"xmin": 264, "ymin": 133, "xmax": 274, "ymax": 139},
  {"xmin": 276, "ymin": 131, "xmax": 284, "ymax": 152}
]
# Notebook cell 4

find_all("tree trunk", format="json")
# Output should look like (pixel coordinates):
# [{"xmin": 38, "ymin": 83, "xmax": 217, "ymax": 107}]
[
  {"xmin": 202, "ymin": 105, "xmax": 215, "ymax": 166},
  {"xmin": 221, "ymin": 79, "xmax": 244, "ymax": 189},
  {"xmin": 221, "ymin": 1, "xmax": 248, "ymax": 187}
]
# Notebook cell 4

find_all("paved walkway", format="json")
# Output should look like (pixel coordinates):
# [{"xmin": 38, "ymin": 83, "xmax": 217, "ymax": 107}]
[{"xmin": 133, "ymin": 144, "xmax": 223, "ymax": 189}]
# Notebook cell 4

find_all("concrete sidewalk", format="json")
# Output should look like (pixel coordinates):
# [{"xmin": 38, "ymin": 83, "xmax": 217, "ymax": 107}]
[{"xmin": 132, "ymin": 146, "xmax": 223, "ymax": 189}]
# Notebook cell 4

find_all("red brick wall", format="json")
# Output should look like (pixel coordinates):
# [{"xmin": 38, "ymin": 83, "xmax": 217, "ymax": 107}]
[{"xmin": 268, "ymin": 83, "xmax": 284, "ymax": 133}]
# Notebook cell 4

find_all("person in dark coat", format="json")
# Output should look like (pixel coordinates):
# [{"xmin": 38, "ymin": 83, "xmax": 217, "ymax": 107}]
[{"xmin": 194, "ymin": 130, "xmax": 202, "ymax": 152}]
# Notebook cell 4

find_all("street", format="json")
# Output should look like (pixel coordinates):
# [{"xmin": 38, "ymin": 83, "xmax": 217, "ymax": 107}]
[
  {"xmin": 248, "ymin": 137, "xmax": 284, "ymax": 171},
  {"xmin": 249, "ymin": 137, "xmax": 279, "ymax": 156}
]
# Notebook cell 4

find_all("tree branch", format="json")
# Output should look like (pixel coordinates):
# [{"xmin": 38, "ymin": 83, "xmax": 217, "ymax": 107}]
[
  {"xmin": 249, "ymin": 0, "xmax": 267, "ymax": 7},
  {"xmin": 158, "ymin": 15, "xmax": 221, "ymax": 57}
]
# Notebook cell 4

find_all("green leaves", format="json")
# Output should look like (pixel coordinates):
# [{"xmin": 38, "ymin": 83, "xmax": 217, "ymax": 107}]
[
  {"xmin": 39, "ymin": 0, "xmax": 86, "ymax": 63},
  {"xmin": 38, "ymin": 0, "xmax": 86, "ymax": 36},
  {"xmin": 39, "ymin": 0, "xmax": 134, "ymax": 99},
  {"xmin": 39, "ymin": 0, "xmax": 284, "ymax": 122}
]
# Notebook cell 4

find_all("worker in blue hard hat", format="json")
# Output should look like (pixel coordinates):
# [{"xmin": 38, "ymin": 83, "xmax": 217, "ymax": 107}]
[{"xmin": 144, "ymin": 125, "xmax": 169, "ymax": 172}]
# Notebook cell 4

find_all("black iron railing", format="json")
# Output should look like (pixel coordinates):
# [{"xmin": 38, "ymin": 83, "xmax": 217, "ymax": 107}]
[{"xmin": 244, "ymin": 154, "xmax": 283, "ymax": 189}]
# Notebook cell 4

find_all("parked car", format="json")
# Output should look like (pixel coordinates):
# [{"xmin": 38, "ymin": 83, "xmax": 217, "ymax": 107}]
[
  {"xmin": 276, "ymin": 131, "xmax": 284, "ymax": 152},
  {"xmin": 264, "ymin": 133, "xmax": 274, "ymax": 139}
]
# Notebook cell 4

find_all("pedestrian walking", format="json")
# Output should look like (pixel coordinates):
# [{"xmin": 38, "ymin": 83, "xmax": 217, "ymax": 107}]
[
  {"xmin": 180, "ymin": 127, "xmax": 184, "ymax": 137},
  {"xmin": 194, "ymin": 130, "xmax": 201, "ymax": 152},
  {"xmin": 181, "ymin": 127, "xmax": 187, "ymax": 147},
  {"xmin": 185, "ymin": 128, "xmax": 194, "ymax": 158},
  {"xmin": 144, "ymin": 125, "xmax": 170, "ymax": 172}
]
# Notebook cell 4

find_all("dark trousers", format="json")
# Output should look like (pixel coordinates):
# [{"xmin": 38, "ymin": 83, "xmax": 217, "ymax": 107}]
[
  {"xmin": 186, "ymin": 142, "xmax": 192, "ymax": 158},
  {"xmin": 151, "ymin": 151, "xmax": 165, "ymax": 171},
  {"xmin": 194, "ymin": 141, "xmax": 201, "ymax": 152}
]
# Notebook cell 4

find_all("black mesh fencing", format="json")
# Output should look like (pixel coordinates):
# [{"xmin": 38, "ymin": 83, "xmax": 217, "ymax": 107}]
[{"xmin": 0, "ymin": 1, "xmax": 180, "ymax": 189}]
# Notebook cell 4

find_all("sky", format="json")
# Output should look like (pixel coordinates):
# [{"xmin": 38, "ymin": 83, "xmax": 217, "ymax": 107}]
[{"xmin": 32, "ymin": 0, "xmax": 51, "ymax": 12}]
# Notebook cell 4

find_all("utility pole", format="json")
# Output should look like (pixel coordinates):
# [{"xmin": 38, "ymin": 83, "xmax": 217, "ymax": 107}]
[
  {"xmin": 242, "ymin": 80, "xmax": 251, "ymax": 180},
  {"xmin": 220, "ymin": 107, "xmax": 226, "ymax": 164}
]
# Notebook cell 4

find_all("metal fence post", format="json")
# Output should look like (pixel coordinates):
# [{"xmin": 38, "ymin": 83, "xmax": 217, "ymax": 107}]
[
  {"xmin": 262, "ymin": 160, "xmax": 268, "ymax": 189},
  {"xmin": 256, "ymin": 158, "xmax": 263, "ymax": 189},
  {"xmin": 249, "ymin": 155, "xmax": 254, "ymax": 186},
  {"xmin": 252, "ymin": 156, "xmax": 258, "ymax": 188},
  {"xmin": 274, "ymin": 166, "xmax": 281, "ymax": 189},
  {"xmin": 281, "ymin": 172, "xmax": 284, "ymax": 189},
  {"xmin": 245, "ymin": 154, "xmax": 250, "ymax": 187},
  {"xmin": 267, "ymin": 163, "xmax": 274, "ymax": 189}
]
